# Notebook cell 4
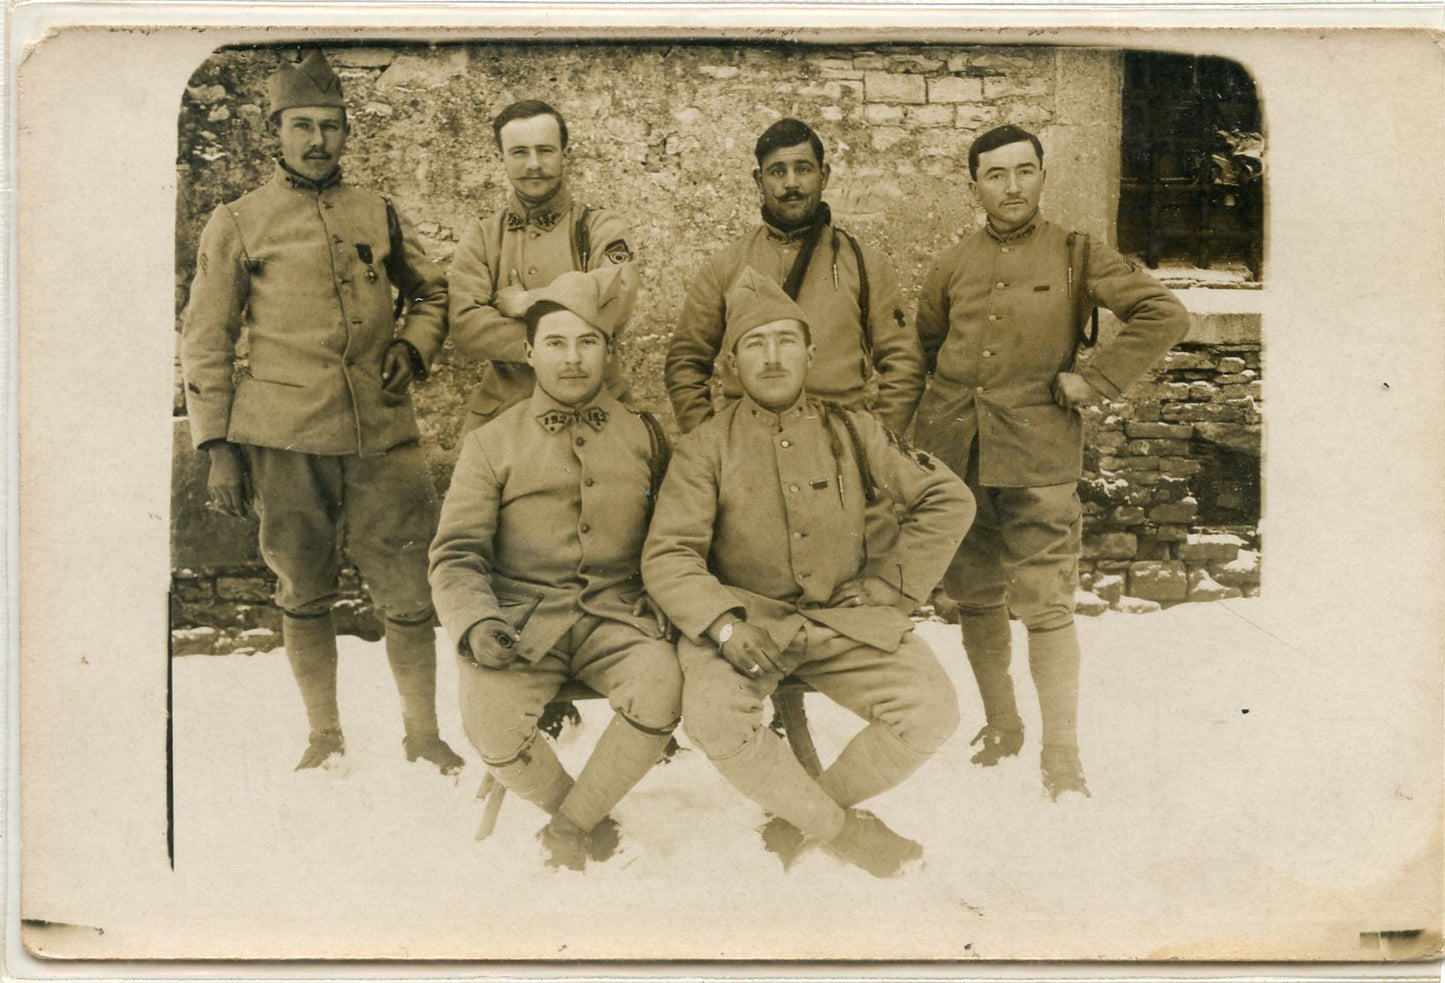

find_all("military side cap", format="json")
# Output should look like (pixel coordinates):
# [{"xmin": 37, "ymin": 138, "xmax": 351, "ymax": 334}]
[
  {"xmin": 721, "ymin": 266, "xmax": 811, "ymax": 354},
  {"xmin": 527, "ymin": 266, "xmax": 627, "ymax": 338},
  {"xmin": 268, "ymin": 49, "xmax": 345, "ymax": 116}
]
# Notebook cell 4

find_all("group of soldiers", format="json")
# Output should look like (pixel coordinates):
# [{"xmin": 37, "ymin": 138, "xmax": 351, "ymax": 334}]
[{"xmin": 181, "ymin": 51, "xmax": 1190, "ymax": 876}]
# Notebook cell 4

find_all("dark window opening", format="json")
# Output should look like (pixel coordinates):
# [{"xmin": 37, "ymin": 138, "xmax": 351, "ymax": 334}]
[
  {"xmin": 1190, "ymin": 440, "xmax": 1261, "ymax": 526},
  {"xmin": 1118, "ymin": 53, "xmax": 1264, "ymax": 281}
]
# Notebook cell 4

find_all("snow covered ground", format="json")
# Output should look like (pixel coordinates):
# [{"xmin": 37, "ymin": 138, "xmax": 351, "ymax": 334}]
[{"xmin": 130, "ymin": 599, "xmax": 1440, "ymax": 960}]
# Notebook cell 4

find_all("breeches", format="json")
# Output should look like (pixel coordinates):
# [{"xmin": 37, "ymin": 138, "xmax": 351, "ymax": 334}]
[
  {"xmin": 678, "ymin": 622, "xmax": 959, "ymax": 762},
  {"xmin": 457, "ymin": 616, "xmax": 682, "ymax": 764},
  {"xmin": 942, "ymin": 446, "xmax": 1080, "ymax": 632},
  {"xmin": 244, "ymin": 441, "xmax": 437, "ymax": 619}
]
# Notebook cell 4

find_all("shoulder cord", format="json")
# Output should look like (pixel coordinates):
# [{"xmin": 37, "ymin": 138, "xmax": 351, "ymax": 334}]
[
  {"xmin": 817, "ymin": 401, "xmax": 878, "ymax": 504},
  {"xmin": 382, "ymin": 196, "xmax": 410, "ymax": 320},
  {"xmin": 637, "ymin": 410, "xmax": 671, "ymax": 519},
  {"xmin": 1066, "ymin": 230, "xmax": 1100, "ymax": 349},
  {"xmin": 572, "ymin": 204, "xmax": 593, "ymax": 273},
  {"xmin": 836, "ymin": 228, "xmax": 872, "ymax": 361}
]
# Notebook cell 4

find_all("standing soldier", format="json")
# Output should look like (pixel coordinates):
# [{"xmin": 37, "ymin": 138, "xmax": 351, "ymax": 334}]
[
  {"xmin": 180, "ymin": 50, "xmax": 464, "ymax": 775},
  {"xmin": 666, "ymin": 117, "xmax": 924, "ymax": 435},
  {"xmin": 913, "ymin": 124, "xmax": 1190, "ymax": 799},
  {"xmin": 448, "ymin": 100, "xmax": 639, "ymax": 434},
  {"xmin": 644, "ymin": 269, "xmax": 971, "ymax": 877},
  {"xmin": 429, "ymin": 268, "xmax": 681, "ymax": 871}
]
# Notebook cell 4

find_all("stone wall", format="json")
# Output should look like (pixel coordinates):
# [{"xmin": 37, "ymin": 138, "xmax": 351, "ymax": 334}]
[{"xmin": 170, "ymin": 40, "xmax": 1262, "ymax": 652}]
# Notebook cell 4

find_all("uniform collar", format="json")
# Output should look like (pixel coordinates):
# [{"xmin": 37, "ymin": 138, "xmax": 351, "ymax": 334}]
[
  {"xmin": 762, "ymin": 202, "xmax": 833, "ymax": 243},
  {"xmin": 740, "ymin": 392, "xmax": 812, "ymax": 430},
  {"xmin": 984, "ymin": 211, "xmax": 1042, "ymax": 244},
  {"xmin": 528, "ymin": 385, "xmax": 617, "ymax": 431},
  {"xmin": 506, "ymin": 181, "xmax": 573, "ymax": 231},
  {"xmin": 274, "ymin": 159, "xmax": 344, "ymax": 193}
]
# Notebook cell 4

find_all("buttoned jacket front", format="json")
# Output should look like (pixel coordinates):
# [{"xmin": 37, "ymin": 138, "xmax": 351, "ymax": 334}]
[
  {"xmin": 448, "ymin": 182, "xmax": 639, "ymax": 418},
  {"xmin": 642, "ymin": 396, "xmax": 973, "ymax": 654},
  {"xmin": 666, "ymin": 219, "xmax": 925, "ymax": 434},
  {"xmin": 429, "ymin": 390, "xmax": 663, "ymax": 663},
  {"xmin": 913, "ymin": 217, "xmax": 1190, "ymax": 486},
  {"xmin": 181, "ymin": 164, "xmax": 448, "ymax": 456}
]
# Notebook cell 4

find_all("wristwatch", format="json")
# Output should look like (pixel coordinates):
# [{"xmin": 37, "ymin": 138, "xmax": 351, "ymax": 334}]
[{"xmin": 717, "ymin": 619, "xmax": 741, "ymax": 645}]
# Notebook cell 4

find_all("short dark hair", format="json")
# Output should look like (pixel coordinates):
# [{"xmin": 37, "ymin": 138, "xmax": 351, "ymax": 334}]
[
  {"xmin": 523, "ymin": 300, "xmax": 612, "ymax": 348},
  {"xmin": 968, "ymin": 125, "xmax": 1044, "ymax": 180},
  {"xmin": 754, "ymin": 118, "xmax": 825, "ymax": 168},
  {"xmin": 491, "ymin": 100, "xmax": 569, "ymax": 150},
  {"xmin": 522, "ymin": 300, "xmax": 569, "ymax": 346}
]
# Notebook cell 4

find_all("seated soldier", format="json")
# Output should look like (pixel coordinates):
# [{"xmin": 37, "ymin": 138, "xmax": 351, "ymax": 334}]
[
  {"xmin": 642, "ymin": 268, "xmax": 975, "ymax": 877},
  {"xmin": 428, "ymin": 267, "xmax": 681, "ymax": 871}
]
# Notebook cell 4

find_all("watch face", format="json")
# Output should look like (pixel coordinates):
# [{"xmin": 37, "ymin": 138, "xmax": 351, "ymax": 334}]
[{"xmin": 718, "ymin": 622, "xmax": 734, "ymax": 645}]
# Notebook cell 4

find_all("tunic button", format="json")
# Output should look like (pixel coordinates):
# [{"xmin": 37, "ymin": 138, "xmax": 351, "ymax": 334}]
[
  {"xmin": 580, "ymin": 524, "xmax": 590, "ymax": 533},
  {"xmin": 976, "ymin": 386, "xmax": 985, "ymax": 393},
  {"xmin": 987, "ymin": 314, "xmax": 998, "ymax": 321},
  {"xmin": 996, "ymin": 281, "xmax": 1006, "ymax": 290},
  {"xmin": 575, "ymin": 436, "xmax": 585, "ymax": 447},
  {"xmin": 780, "ymin": 439, "xmax": 791, "ymax": 448},
  {"xmin": 1001, "ymin": 246, "xmax": 1010, "ymax": 253},
  {"xmin": 332, "ymin": 235, "xmax": 342, "ymax": 243},
  {"xmin": 982, "ymin": 350, "xmax": 994, "ymax": 358},
  {"xmin": 528, "ymin": 267, "xmax": 538, "ymax": 276},
  {"xmin": 584, "ymin": 477, "xmax": 595, "ymax": 487},
  {"xmin": 792, "ymin": 532, "xmax": 803, "ymax": 540},
  {"xmin": 788, "ymin": 484, "xmax": 799, "ymax": 493}
]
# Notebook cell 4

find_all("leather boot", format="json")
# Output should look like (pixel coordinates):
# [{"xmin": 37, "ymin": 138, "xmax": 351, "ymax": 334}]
[
  {"xmin": 282, "ymin": 611, "xmax": 344, "ymax": 770},
  {"xmin": 385, "ymin": 614, "xmax": 465, "ymax": 775},
  {"xmin": 822, "ymin": 808, "xmax": 923, "ymax": 878},
  {"xmin": 961, "ymin": 608, "xmax": 1024, "ymax": 765},
  {"xmin": 1028, "ymin": 622, "xmax": 1090, "ymax": 799}
]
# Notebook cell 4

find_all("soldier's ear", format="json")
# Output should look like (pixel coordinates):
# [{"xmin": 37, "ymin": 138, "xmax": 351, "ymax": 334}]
[
  {"xmin": 819, "ymin": 162, "xmax": 831, "ymax": 190},
  {"xmin": 523, "ymin": 341, "xmax": 536, "ymax": 367},
  {"xmin": 805, "ymin": 344, "xmax": 817, "ymax": 368},
  {"xmin": 752, "ymin": 168, "xmax": 763, "ymax": 192},
  {"xmin": 722, "ymin": 351, "xmax": 737, "ymax": 373}
]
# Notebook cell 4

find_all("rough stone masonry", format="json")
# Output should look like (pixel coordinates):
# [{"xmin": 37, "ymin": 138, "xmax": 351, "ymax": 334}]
[{"xmin": 170, "ymin": 41, "xmax": 1261, "ymax": 655}]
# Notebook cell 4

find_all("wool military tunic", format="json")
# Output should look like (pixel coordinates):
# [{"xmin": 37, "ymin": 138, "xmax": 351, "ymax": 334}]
[
  {"xmin": 181, "ymin": 165, "xmax": 448, "ymax": 456},
  {"xmin": 666, "ymin": 219, "xmax": 925, "ymax": 434},
  {"xmin": 429, "ymin": 390, "xmax": 665, "ymax": 665},
  {"xmin": 448, "ymin": 183, "xmax": 638, "ymax": 421},
  {"xmin": 642, "ymin": 396, "xmax": 973, "ymax": 654},
  {"xmin": 913, "ymin": 217, "xmax": 1190, "ymax": 487}
]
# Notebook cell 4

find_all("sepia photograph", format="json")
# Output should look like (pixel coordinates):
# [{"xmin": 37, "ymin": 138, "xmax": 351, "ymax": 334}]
[{"xmin": 11, "ymin": 8, "xmax": 1444, "ymax": 970}]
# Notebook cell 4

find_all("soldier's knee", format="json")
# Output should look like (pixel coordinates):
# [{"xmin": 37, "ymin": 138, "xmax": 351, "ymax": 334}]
[
  {"xmin": 680, "ymin": 687, "xmax": 759, "ymax": 760},
  {"xmin": 1023, "ymin": 610, "xmax": 1075, "ymax": 633},
  {"xmin": 898, "ymin": 679, "xmax": 961, "ymax": 755},
  {"xmin": 456, "ymin": 665, "xmax": 534, "ymax": 758},
  {"xmin": 611, "ymin": 644, "xmax": 683, "ymax": 731},
  {"xmin": 888, "ymin": 651, "xmax": 962, "ymax": 754}
]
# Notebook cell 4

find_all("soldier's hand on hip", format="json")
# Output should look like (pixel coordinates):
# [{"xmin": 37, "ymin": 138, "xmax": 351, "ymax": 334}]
[
  {"xmin": 494, "ymin": 284, "xmax": 531, "ymax": 320},
  {"xmin": 859, "ymin": 576, "xmax": 917, "ymax": 614},
  {"xmin": 205, "ymin": 442, "xmax": 251, "ymax": 519},
  {"xmin": 465, "ymin": 619, "xmax": 520, "ymax": 670},
  {"xmin": 632, "ymin": 592, "xmax": 675, "ymax": 640},
  {"xmin": 718, "ymin": 622, "xmax": 784, "ymax": 679},
  {"xmin": 1051, "ymin": 371, "xmax": 1103, "ymax": 410},
  {"xmin": 380, "ymin": 344, "xmax": 414, "ymax": 394}
]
